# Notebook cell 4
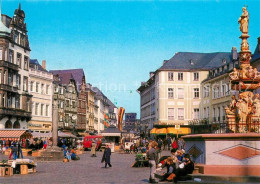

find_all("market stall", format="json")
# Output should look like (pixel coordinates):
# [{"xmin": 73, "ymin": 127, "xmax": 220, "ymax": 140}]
[
  {"xmin": 0, "ymin": 130, "xmax": 32, "ymax": 140},
  {"xmin": 101, "ymin": 125, "xmax": 121, "ymax": 152}
]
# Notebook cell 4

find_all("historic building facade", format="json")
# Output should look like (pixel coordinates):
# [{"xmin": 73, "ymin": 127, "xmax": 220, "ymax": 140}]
[
  {"xmin": 52, "ymin": 74, "xmax": 65, "ymax": 130},
  {"xmin": 138, "ymin": 52, "xmax": 236, "ymax": 130},
  {"xmin": 86, "ymin": 83, "xmax": 95, "ymax": 132},
  {"xmin": 0, "ymin": 5, "xmax": 32, "ymax": 129},
  {"xmin": 77, "ymin": 76, "xmax": 87, "ymax": 132},
  {"xmin": 28, "ymin": 59, "xmax": 53, "ymax": 132},
  {"xmin": 93, "ymin": 87, "xmax": 109, "ymax": 133},
  {"xmin": 200, "ymin": 48, "xmax": 239, "ymax": 124}
]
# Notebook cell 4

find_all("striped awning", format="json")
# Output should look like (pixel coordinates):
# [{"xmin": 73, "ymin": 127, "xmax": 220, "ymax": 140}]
[
  {"xmin": 0, "ymin": 130, "xmax": 32, "ymax": 138},
  {"xmin": 32, "ymin": 131, "xmax": 76, "ymax": 138}
]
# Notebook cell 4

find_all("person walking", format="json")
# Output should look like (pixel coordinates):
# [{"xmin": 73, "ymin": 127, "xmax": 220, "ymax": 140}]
[
  {"xmin": 147, "ymin": 141, "xmax": 158, "ymax": 183},
  {"xmin": 101, "ymin": 144, "xmax": 112, "ymax": 168},
  {"xmin": 17, "ymin": 139, "xmax": 23, "ymax": 159},
  {"xmin": 91, "ymin": 140, "xmax": 97, "ymax": 157},
  {"xmin": 167, "ymin": 137, "xmax": 172, "ymax": 151}
]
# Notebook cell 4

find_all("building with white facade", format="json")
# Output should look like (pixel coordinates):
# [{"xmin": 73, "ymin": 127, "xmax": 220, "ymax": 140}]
[
  {"xmin": 0, "ymin": 5, "xmax": 32, "ymax": 130},
  {"xmin": 28, "ymin": 59, "xmax": 53, "ymax": 132}
]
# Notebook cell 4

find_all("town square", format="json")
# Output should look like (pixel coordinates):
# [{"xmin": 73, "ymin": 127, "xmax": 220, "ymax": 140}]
[{"xmin": 0, "ymin": 0, "xmax": 260, "ymax": 184}]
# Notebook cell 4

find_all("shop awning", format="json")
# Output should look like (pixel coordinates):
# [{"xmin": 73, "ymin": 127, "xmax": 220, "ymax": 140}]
[
  {"xmin": 31, "ymin": 131, "xmax": 76, "ymax": 138},
  {"xmin": 150, "ymin": 128, "xmax": 157, "ymax": 134},
  {"xmin": 101, "ymin": 133, "xmax": 121, "ymax": 137},
  {"xmin": 156, "ymin": 128, "xmax": 167, "ymax": 135},
  {"xmin": 0, "ymin": 130, "xmax": 32, "ymax": 138},
  {"xmin": 167, "ymin": 127, "xmax": 191, "ymax": 135}
]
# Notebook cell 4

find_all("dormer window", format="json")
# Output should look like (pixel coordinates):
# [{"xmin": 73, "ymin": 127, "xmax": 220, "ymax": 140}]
[
  {"xmin": 222, "ymin": 58, "xmax": 226, "ymax": 64},
  {"xmin": 190, "ymin": 59, "xmax": 194, "ymax": 65}
]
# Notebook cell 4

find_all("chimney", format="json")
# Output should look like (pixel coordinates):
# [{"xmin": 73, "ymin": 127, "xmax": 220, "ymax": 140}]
[
  {"xmin": 231, "ymin": 47, "xmax": 237, "ymax": 60},
  {"xmin": 42, "ymin": 60, "xmax": 46, "ymax": 70},
  {"xmin": 149, "ymin": 72, "xmax": 154, "ymax": 78},
  {"xmin": 163, "ymin": 60, "xmax": 168, "ymax": 65}
]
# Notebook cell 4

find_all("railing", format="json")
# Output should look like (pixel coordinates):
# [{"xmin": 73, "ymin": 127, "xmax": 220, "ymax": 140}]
[
  {"xmin": 0, "ymin": 60, "xmax": 19, "ymax": 70},
  {"xmin": 189, "ymin": 120, "xmax": 260, "ymax": 134}
]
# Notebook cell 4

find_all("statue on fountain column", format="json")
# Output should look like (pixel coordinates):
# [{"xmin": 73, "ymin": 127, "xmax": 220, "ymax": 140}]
[
  {"xmin": 225, "ymin": 95, "xmax": 237, "ymax": 115},
  {"xmin": 253, "ymin": 93, "xmax": 260, "ymax": 117},
  {"xmin": 229, "ymin": 68, "xmax": 239, "ymax": 80},
  {"xmin": 238, "ymin": 7, "xmax": 249, "ymax": 34},
  {"xmin": 236, "ymin": 93, "xmax": 248, "ymax": 123}
]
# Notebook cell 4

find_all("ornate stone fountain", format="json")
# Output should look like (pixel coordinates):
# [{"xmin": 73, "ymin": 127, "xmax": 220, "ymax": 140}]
[
  {"xmin": 226, "ymin": 7, "xmax": 260, "ymax": 133},
  {"xmin": 182, "ymin": 7, "xmax": 260, "ymax": 178}
]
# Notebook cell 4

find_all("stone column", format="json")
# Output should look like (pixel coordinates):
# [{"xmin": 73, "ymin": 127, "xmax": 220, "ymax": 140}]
[{"xmin": 52, "ymin": 99, "xmax": 58, "ymax": 146}]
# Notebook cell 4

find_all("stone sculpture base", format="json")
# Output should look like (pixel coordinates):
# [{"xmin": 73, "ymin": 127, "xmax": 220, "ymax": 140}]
[
  {"xmin": 34, "ymin": 146, "xmax": 64, "ymax": 162},
  {"xmin": 182, "ymin": 133, "xmax": 260, "ymax": 176}
]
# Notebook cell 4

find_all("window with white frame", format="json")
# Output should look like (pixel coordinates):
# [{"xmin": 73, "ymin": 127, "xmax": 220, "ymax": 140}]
[
  {"xmin": 46, "ymin": 105, "xmax": 49, "ymax": 116},
  {"xmin": 41, "ymin": 84, "xmax": 44, "ymax": 94},
  {"xmin": 194, "ymin": 88, "xmax": 199, "ymax": 98},
  {"xmin": 9, "ymin": 50, "xmax": 13, "ymax": 63},
  {"xmin": 193, "ymin": 108, "xmax": 199, "ymax": 119},
  {"xmin": 168, "ymin": 108, "xmax": 174, "ymax": 120},
  {"xmin": 36, "ymin": 83, "xmax": 39, "ymax": 93},
  {"xmin": 16, "ymin": 53, "xmax": 21, "ymax": 67},
  {"xmin": 168, "ymin": 88, "xmax": 174, "ymax": 99},
  {"xmin": 30, "ymin": 81, "xmax": 34, "ymax": 92},
  {"xmin": 35, "ymin": 103, "xmax": 39, "ymax": 115},
  {"xmin": 178, "ymin": 88, "xmax": 184, "ymax": 99},
  {"xmin": 41, "ymin": 104, "xmax": 44, "ymax": 116},
  {"xmin": 221, "ymin": 84, "xmax": 226, "ymax": 97},
  {"xmin": 178, "ymin": 72, "xmax": 183, "ymax": 81},
  {"xmin": 168, "ymin": 72, "xmax": 174, "ymax": 81},
  {"xmin": 178, "ymin": 108, "xmax": 184, "ymax": 120},
  {"xmin": 193, "ymin": 72, "xmax": 199, "ymax": 81}
]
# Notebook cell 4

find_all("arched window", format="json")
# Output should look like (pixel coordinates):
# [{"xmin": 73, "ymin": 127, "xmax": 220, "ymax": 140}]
[
  {"xmin": 5, "ymin": 120, "xmax": 12, "ymax": 129},
  {"xmin": 13, "ymin": 120, "xmax": 20, "ymax": 129}
]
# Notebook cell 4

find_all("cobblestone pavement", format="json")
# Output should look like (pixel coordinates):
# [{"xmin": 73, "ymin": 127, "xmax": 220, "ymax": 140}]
[{"xmin": 0, "ymin": 150, "xmax": 171, "ymax": 184}]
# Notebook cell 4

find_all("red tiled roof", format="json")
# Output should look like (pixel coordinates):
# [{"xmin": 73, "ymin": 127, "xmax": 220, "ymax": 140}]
[{"xmin": 0, "ymin": 130, "xmax": 30, "ymax": 138}]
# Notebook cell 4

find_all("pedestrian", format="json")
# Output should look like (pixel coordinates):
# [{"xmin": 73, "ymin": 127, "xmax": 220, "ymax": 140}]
[
  {"xmin": 177, "ymin": 138, "xmax": 185, "ymax": 150},
  {"xmin": 91, "ymin": 140, "xmax": 97, "ymax": 157},
  {"xmin": 146, "ymin": 141, "xmax": 158, "ymax": 183},
  {"xmin": 167, "ymin": 137, "xmax": 172, "ymax": 150},
  {"xmin": 17, "ymin": 139, "xmax": 23, "ymax": 159},
  {"xmin": 101, "ymin": 144, "xmax": 112, "ymax": 168}
]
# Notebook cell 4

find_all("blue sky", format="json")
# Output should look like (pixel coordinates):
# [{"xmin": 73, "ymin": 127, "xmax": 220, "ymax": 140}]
[{"xmin": 3, "ymin": 0, "xmax": 260, "ymax": 118}]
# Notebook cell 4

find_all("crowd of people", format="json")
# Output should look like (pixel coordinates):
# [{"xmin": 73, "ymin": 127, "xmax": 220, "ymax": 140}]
[
  {"xmin": 0, "ymin": 138, "xmax": 52, "ymax": 160},
  {"xmin": 146, "ymin": 137, "xmax": 193, "ymax": 184}
]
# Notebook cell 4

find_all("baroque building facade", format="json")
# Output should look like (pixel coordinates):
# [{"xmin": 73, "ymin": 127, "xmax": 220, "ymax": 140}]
[
  {"xmin": 28, "ymin": 59, "xmax": 53, "ymax": 133},
  {"xmin": 0, "ymin": 5, "xmax": 32, "ymax": 129}
]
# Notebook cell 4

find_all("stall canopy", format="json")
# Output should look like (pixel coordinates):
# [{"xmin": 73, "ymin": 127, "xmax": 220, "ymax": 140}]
[
  {"xmin": 150, "ymin": 128, "xmax": 157, "ymax": 134},
  {"xmin": 31, "ymin": 131, "xmax": 76, "ymax": 138},
  {"xmin": 101, "ymin": 125, "xmax": 121, "ymax": 137},
  {"xmin": 150, "ymin": 127, "xmax": 191, "ymax": 135},
  {"xmin": 0, "ymin": 130, "xmax": 32, "ymax": 139},
  {"xmin": 156, "ymin": 128, "xmax": 167, "ymax": 135},
  {"xmin": 167, "ymin": 127, "xmax": 191, "ymax": 135}
]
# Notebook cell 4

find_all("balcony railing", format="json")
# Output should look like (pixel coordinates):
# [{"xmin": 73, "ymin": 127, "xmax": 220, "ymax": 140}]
[
  {"xmin": 0, "ymin": 60, "xmax": 19, "ymax": 70},
  {"xmin": 189, "ymin": 120, "xmax": 260, "ymax": 134},
  {"xmin": 0, "ymin": 84, "xmax": 18, "ymax": 93},
  {"xmin": 0, "ymin": 108, "xmax": 31, "ymax": 119}
]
